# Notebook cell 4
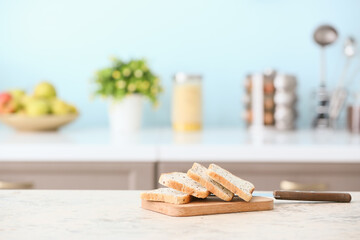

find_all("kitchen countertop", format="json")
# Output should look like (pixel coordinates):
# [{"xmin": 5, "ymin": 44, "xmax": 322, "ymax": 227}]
[
  {"xmin": 0, "ymin": 128, "xmax": 359, "ymax": 162},
  {"xmin": 1, "ymin": 190, "xmax": 359, "ymax": 240}
]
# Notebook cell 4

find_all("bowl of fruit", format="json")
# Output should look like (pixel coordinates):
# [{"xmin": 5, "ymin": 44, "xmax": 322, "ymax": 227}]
[{"xmin": 0, "ymin": 82, "xmax": 78, "ymax": 131}]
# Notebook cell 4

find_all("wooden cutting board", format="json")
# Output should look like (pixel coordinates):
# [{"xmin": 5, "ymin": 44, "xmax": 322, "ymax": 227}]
[{"xmin": 141, "ymin": 196, "xmax": 273, "ymax": 217}]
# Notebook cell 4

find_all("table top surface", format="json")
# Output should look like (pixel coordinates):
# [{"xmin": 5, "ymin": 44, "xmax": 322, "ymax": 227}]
[
  {"xmin": 0, "ymin": 128, "xmax": 360, "ymax": 162},
  {"xmin": 1, "ymin": 190, "xmax": 359, "ymax": 240}
]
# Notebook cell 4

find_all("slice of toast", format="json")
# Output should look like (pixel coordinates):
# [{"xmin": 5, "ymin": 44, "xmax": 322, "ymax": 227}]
[
  {"xmin": 141, "ymin": 188, "xmax": 192, "ymax": 204},
  {"xmin": 159, "ymin": 172, "xmax": 210, "ymax": 198},
  {"xmin": 207, "ymin": 164, "xmax": 255, "ymax": 202},
  {"xmin": 187, "ymin": 163, "xmax": 234, "ymax": 201}
]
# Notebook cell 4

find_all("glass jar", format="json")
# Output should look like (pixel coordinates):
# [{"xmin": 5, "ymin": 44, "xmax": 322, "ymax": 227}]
[{"xmin": 172, "ymin": 73, "xmax": 202, "ymax": 131}]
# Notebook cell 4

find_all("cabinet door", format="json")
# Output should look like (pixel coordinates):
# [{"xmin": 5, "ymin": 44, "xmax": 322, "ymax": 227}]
[
  {"xmin": 0, "ymin": 162, "xmax": 155, "ymax": 190},
  {"xmin": 157, "ymin": 162, "xmax": 360, "ymax": 191}
]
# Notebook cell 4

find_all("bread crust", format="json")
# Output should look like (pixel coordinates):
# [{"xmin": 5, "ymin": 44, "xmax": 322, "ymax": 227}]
[
  {"xmin": 207, "ymin": 171, "xmax": 254, "ymax": 202},
  {"xmin": 159, "ymin": 173, "xmax": 210, "ymax": 199},
  {"xmin": 187, "ymin": 170, "xmax": 233, "ymax": 201},
  {"xmin": 141, "ymin": 191, "xmax": 192, "ymax": 204}
]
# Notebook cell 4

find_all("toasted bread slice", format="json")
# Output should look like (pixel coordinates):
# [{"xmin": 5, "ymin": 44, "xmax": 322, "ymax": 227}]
[
  {"xmin": 207, "ymin": 164, "xmax": 255, "ymax": 202},
  {"xmin": 187, "ymin": 163, "xmax": 234, "ymax": 201},
  {"xmin": 159, "ymin": 172, "xmax": 210, "ymax": 198},
  {"xmin": 141, "ymin": 188, "xmax": 192, "ymax": 204}
]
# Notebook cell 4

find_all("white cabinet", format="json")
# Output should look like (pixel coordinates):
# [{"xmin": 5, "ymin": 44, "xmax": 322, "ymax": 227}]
[
  {"xmin": 0, "ymin": 162, "xmax": 156, "ymax": 190},
  {"xmin": 157, "ymin": 162, "xmax": 360, "ymax": 191},
  {"xmin": 1, "ymin": 161, "xmax": 360, "ymax": 190}
]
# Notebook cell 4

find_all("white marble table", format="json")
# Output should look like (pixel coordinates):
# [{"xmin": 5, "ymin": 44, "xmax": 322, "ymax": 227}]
[{"xmin": 1, "ymin": 190, "xmax": 359, "ymax": 239}]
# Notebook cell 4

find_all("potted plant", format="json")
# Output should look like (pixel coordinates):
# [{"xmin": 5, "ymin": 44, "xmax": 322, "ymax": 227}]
[{"xmin": 93, "ymin": 57, "xmax": 162, "ymax": 133}]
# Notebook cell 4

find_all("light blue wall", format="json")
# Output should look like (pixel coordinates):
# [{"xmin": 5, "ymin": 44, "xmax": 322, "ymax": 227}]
[{"xmin": 1, "ymin": 0, "xmax": 360, "ymax": 129}]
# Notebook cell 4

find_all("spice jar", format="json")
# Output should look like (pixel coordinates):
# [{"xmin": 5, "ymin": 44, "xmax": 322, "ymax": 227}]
[{"xmin": 172, "ymin": 73, "xmax": 202, "ymax": 131}]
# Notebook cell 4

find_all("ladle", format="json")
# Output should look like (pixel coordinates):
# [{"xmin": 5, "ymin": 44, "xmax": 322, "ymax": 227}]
[{"xmin": 313, "ymin": 25, "xmax": 338, "ymax": 87}]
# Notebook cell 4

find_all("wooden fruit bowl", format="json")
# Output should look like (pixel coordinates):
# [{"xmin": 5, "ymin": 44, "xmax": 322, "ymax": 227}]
[{"xmin": 0, "ymin": 114, "xmax": 78, "ymax": 131}]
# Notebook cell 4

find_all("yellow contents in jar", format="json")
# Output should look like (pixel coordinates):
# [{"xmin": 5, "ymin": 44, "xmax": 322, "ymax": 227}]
[{"xmin": 172, "ymin": 83, "xmax": 202, "ymax": 131}]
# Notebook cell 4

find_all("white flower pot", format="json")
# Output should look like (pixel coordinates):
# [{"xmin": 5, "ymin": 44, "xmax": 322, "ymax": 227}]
[{"xmin": 108, "ymin": 95, "xmax": 143, "ymax": 133}]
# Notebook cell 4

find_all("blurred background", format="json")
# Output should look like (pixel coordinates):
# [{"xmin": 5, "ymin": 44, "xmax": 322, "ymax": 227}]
[
  {"xmin": 0, "ymin": 0, "xmax": 359, "ymax": 191},
  {"xmin": 1, "ymin": 0, "xmax": 360, "ymax": 129}
]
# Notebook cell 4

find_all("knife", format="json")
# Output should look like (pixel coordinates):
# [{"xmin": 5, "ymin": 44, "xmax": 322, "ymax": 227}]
[{"xmin": 273, "ymin": 190, "xmax": 352, "ymax": 203}]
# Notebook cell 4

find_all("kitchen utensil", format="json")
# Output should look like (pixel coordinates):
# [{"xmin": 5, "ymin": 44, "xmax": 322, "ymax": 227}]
[
  {"xmin": 313, "ymin": 25, "xmax": 338, "ymax": 129},
  {"xmin": 313, "ymin": 25, "xmax": 338, "ymax": 87},
  {"xmin": 273, "ymin": 190, "xmax": 352, "ymax": 203},
  {"xmin": 312, "ymin": 87, "xmax": 330, "ymax": 128},
  {"xmin": 329, "ymin": 37, "xmax": 357, "ymax": 127},
  {"xmin": 0, "ymin": 114, "xmax": 78, "ymax": 131},
  {"xmin": 141, "ymin": 196, "xmax": 273, "ymax": 217},
  {"xmin": 329, "ymin": 87, "xmax": 348, "ymax": 128},
  {"xmin": 339, "ymin": 37, "xmax": 356, "ymax": 87}
]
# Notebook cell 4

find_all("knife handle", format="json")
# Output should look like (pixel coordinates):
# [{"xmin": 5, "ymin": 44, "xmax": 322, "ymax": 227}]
[{"xmin": 273, "ymin": 190, "xmax": 352, "ymax": 202}]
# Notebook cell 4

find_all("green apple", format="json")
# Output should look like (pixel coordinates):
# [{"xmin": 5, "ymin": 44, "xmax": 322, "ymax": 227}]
[
  {"xmin": 51, "ymin": 99, "xmax": 71, "ymax": 115},
  {"xmin": 25, "ymin": 99, "xmax": 50, "ymax": 116},
  {"xmin": 21, "ymin": 95, "xmax": 33, "ymax": 106},
  {"xmin": 34, "ymin": 82, "xmax": 57, "ymax": 99},
  {"xmin": 68, "ymin": 104, "xmax": 78, "ymax": 114},
  {"xmin": 9, "ymin": 89, "xmax": 26, "ymax": 100},
  {"xmin": 8, "ymin": 90, "xmax": 26, "ymax": 112}
]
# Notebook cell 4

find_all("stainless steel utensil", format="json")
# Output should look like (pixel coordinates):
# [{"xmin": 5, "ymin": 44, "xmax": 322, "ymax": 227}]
[
  {"xmin": 312, "ymin": 25, "xmax": 338, "ymax": 128},
  {"xmin": 340, "ymin": 37, "xmax": 357, "ymax": 86},
  {"xmin": 329, "ymin": 37, "xmax": 357, "ymax": 128},
  {"xmin": 313, "ymin": 25, "xmax": 338, "ymax": 87},
  {"xmin": 347, "ymin": 50, "xmax": 360, "ymax": 87}
]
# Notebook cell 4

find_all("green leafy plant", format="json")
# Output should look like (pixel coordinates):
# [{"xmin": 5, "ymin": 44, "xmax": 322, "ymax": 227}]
[{"xmin": 93, "ymin": 57, "xmax": 162, "ymax": 106}]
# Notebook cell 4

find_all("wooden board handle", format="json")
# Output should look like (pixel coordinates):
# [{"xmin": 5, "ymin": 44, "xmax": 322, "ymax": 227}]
[{"xmin": 273, "ymin": 190, "xmax": 352, "ymax": 202}]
